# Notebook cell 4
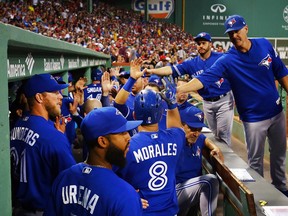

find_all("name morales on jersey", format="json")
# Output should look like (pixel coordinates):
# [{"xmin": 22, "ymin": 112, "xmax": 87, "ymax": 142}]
[
  {"xmin": 133, "ymin": 143, "xmax": 177, "ymax": 163},
  {"xmin": 87, "ymin": 87, "xmax": 102, "ymax": 93},
  {"xmin": 10, "ymin": 127, "xmax": 40, "ymax": 146},
  {"xmin": 62, "ymin": 185, "xmax": 99, "ymax": 214},
  {"xmin": 258, "ymin": 54, "xmax": 272, "ymax": 69}
]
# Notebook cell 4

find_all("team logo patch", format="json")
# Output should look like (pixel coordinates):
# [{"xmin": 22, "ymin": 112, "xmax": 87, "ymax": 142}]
[
  {"xmin": 227, "ymin": 18, "xmax": 236, "ymax": 27},
  {"xmin": 195, "ymin": 112, "xmax": 204, "ymax": 122},
  {"xmin": 258, "ymin": 54, "xmax": 272, "ymax": 69},
  {"xmin": 215, "ymin": 78, "xmax": 224, "ymax": 88},
  {"xmin": 151, "ymin": 133, "xmax": 158, "ymax": 139},
  {"xmin": 82, "ymin": 167, "xmax": 92, "ymax": 174}
]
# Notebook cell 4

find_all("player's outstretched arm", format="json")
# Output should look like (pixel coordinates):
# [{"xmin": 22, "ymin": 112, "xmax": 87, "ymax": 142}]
[
  {"xmin": 177, "ymin": 77, "xmax": 204, "ymax": 94},
  {"xmin": 145, "ymin": 66, "xmax": 172, "ymax": 76}
]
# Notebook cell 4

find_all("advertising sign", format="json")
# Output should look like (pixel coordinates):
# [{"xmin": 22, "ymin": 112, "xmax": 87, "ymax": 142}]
[{"xmin": 132, "ymin": 0, "xmax": 174, "ymax": 19}]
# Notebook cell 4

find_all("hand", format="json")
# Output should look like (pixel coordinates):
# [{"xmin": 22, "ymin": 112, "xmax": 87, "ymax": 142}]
[
  {"xmin": 136, "ymin": 189, "xmax": 149, "ymax": 209},
  {"xmin": 109, "ymin": 66, "xmax": 121, "ymax": 77},
  {"xmin": 54, "ymin": 115, "xmax": 66, "ymax": 134},
  {"xmin": 101, "ymin": 71, "xmax": 115, "ymax": 96},
  {"xmin": 160, "ymin": 76, "xmax": 177, "ymax": 109},
  {"xmin": 130, "ymin": 58, "xmax": 144, "ymax": 79},
  {"xmin": 210, "ymin": 148, "xmax": 224, "ymax": 163}
]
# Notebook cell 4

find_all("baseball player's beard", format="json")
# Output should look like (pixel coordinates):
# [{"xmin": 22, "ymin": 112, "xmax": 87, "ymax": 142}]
[{"xmin": 105, "ymin": 142, "xmax": 127, "ymax": 168}]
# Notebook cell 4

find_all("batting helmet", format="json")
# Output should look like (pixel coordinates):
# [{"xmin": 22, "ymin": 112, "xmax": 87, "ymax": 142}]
[{"xmin": 134, "ymin": 89, "xmax": 163, "ymax": 125}]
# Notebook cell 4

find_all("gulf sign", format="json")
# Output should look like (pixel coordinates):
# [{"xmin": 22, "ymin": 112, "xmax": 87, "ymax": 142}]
[{"xmin": 132, "ymin": 0, "xmax": 174, "ymax": 19}]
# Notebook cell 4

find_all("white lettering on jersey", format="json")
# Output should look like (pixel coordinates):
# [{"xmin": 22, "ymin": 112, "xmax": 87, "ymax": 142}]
[
  {"xmin": 10, "ymin": 127, "xmax": 40, "ymax": 146},
  {"xmin": 133, "ymin": 143, "xmax": 177, "ymax": 163},
  {"xmin": 62, "ymin": 185, "xmax": 99, "ymax": 214},
  {"xmin": 87, "ymin": 87, "xmax": 102, "ymax": 93}
]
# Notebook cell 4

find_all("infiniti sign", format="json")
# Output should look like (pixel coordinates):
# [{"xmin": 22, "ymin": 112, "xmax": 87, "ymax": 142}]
[{"xmin": 211, "ymin": 4, "xmax": 226, "ymax": 13}]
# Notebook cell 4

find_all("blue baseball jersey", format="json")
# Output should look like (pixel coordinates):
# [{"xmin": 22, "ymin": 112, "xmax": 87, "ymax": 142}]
[
  {"xmin": 83, "ymin": 83, "xmax": 102, "ymax": 101},
  {"xmin": 116, "ymin": 128, "xmax": 185, "ymax": 216},
  {"xmin": 44, "ymin": 163, "xmax": 143, "ymax": 216},
  {"xmin": 171, "ymin": 52, "xmax": 231, "ymax": 99},
  {"xmin": 176, "ymin": 134, "xmax": 206, "ymax": 184},
  {"xmin": 197, "ymin": 38, "xmax": 288, "ymax": 122},
  {"xmin": 10, "ymin": 114, "xmax": 76, "ymax": 210}
]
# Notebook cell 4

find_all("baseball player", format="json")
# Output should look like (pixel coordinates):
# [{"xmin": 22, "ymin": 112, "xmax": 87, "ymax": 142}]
[
  {"xmin": 114, "ymin": 59, "xmax": 186, "ymax": 215},
  {"xmin": 146, "ymin": 32, "xmax": 234, "ymax": 146},
  {"xmin": 176, "ymin": 106, "xmax": 224, "ymax": 216},
  {"xmin": 83, "ymin": 68, "xmax": 103, "ymax": 101},
  {"xmin": 10, "ymin": 73, "xmax": 76, "ymax": 215},
  {"xmin": 44, "ymin": 107, "xmax": 143, "ymax": 216},
  {"xmin": 177, "ymin": 15, "xmax": 288, "ymax": 195}
]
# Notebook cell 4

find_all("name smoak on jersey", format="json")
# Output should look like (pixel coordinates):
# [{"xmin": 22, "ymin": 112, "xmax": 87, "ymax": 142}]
[
  {"xmin": 10, "ymin": 127, "xmax": 40, "ymax": 146},
  {"xmin": 133, "ymin": 143, "xmax": 177, "ymax": 163}
]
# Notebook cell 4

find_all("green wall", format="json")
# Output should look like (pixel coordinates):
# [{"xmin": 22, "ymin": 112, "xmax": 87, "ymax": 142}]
[{"xmin": 119, "ymin": 0, "xmax": 288, "ymax": 37}]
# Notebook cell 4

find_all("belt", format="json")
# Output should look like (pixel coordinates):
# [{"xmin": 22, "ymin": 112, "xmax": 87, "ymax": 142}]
[{"xmin": 204, "ymin": 93, "xmax": 227, "ymax": 102}]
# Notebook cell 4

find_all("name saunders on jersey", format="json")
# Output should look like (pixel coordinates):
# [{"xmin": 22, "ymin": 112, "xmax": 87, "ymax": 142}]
[
  {"xmin": 133, "ymin": 143, "xmax": 177, "ymax": 163},
  {"xmin": 10, "ymin": 127, "xmax": 40, "ymax": 146}
]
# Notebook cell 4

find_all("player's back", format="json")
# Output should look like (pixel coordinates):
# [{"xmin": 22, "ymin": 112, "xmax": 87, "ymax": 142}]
[
  {"xmin": 117, "ymin": 127, "xmax": 185, "ymax": 216},
  {"xmin": 84, "ymin": 83, "xmax": 102, "ymax": 101},
  {"xmin": 44, "ymin": 163, "xmax": 142, "ymax": 216},
  {"xmin": 10, "ymin": 114, "xmax": 76, "ymax": 210}
]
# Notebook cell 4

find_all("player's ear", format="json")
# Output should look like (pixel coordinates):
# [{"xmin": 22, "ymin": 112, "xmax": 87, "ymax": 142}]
[
  {"xmin": 34, "ymin": 93, "xmax": 43, "ymax": 103},
  {"xmin": 97, "ymin": 136, "xmax": 109, "ymax": 148}
]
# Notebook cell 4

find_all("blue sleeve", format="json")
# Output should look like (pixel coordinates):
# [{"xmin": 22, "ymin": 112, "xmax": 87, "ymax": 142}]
[
  {"xmin": 101, "ymin": 95, "xmax": 111, "ymax": 107},
  {"xmin": 197, "ymin": 55, "xmax": 227, "ymax": 89},
  {"xmin": 268, "ymin": 41, "xmax": 288, "ymax": 79},
  {"xmin": 113, "ymin": 102, "xmax": 131, "ymax": 119}
]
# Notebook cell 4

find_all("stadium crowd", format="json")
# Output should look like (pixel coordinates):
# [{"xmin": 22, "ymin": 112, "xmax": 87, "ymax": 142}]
[{"xmin": 0, "ymin": 0, "xmax": 199, "ymax": 65}]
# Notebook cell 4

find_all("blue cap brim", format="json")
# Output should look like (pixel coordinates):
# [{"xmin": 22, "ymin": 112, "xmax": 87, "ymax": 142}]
[
  {"xmin": 186, "ymin": 122, "xmax": 207, "ymax": 128},
  {"xmin": 224, "ymin": 26, "xmax": 244, "ymax": 34}
]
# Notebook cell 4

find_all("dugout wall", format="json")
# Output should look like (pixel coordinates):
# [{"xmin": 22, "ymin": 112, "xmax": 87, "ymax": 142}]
[{"xmin": 0, "ymin": 23, "xmax": 111, "ymax": 215}]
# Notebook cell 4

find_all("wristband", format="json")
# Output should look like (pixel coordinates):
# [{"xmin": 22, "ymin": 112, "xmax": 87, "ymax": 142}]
[{"xmin": 123, "ymin": 77, "xmax": 136, "ymax": 92}]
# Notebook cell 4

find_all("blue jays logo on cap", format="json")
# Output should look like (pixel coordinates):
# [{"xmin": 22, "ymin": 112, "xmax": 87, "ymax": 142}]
[
  {"xmin": 195, "ymin": 112, "xmax": 204, "ymax": 122},
  {"xmin": 224, "ymin": 15, "xmax": 247, "ymax": 34},
  {"xmin": 179, "ymin": 106, "xmax": 207, "ymax": 128},
  {"xmin": 258, "ymin": 54, "xmax": 272, "ymax": 69},
  {"xmin": 227, "ymin": 18, "xmax": 237, "ymax": 27}
]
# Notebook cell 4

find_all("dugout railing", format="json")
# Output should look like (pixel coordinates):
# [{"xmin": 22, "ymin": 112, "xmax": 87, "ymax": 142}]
[{"xmin": 0, "ymin": 22, "xmax": 111, "ymax": 215}]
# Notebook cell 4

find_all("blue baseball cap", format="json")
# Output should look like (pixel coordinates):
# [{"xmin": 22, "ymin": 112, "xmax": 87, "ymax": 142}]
[
  {"xmin": 224, "ymin": 15, "xmax": 247, "ymax": 34},
  {"xmin": 24, "ymin": 73, "xmax": 69, "ymax": 97},
  {"xmin": 119, "ymin": 70, "xmax": 130, "ymax": 79},
  {"xmin": 68, "ymin": 72, "xmax": 73, "ymax": 83},
  {"xmin": 148, "ymin": 75, "xmax": 163, "ymax": 88},
  {"xmin": 91, "ymin": 68, "xmax": 103, "ymax": 81},
  {"xmin": 179, "ymin": 106, "xmax": 207, "ymax": 128},
  {"xmin": 194, "ymin": 32, "xmax": 212, "ymax": 42},
  {"xmin": 80, "ymin": 107, "xmax": 142, "ymax": 142}
]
